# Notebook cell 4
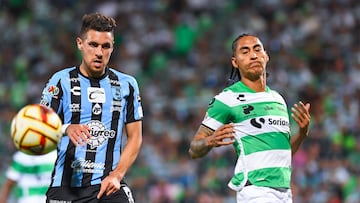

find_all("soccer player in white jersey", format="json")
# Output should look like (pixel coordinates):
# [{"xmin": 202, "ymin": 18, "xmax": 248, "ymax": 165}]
[
  {"xmin": 189, "ymin": 34, "xmax": 311, "ymax": 203},
  {"xmin": 0, "ymin": 150, "xmax": 56, "ymax": 203}
]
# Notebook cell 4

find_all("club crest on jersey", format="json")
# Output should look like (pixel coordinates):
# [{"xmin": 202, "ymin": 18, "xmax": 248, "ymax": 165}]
[
  {"xmin": 86, "ymin": 120, "xmax": 115, "ymax": 149},
  {"xmin": 111, "ymin": 86, "xmax": 122, "ymax": 101}
]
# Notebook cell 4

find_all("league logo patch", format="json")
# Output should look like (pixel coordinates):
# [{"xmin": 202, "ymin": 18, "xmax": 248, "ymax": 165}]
[{"xmin": 45, "ymin": 85, "xmax": 59, "ymax": 96}]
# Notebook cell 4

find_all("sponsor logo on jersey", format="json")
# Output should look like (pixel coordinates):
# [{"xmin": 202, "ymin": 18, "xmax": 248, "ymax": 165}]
[
  {"xmin": 111, "ymin": 106, "xmax": 121, "ymax": 112},
  {"xmin": 86, "ymin": 120, "xmax": 115, "ymax": 149},
  {"xmin": 92, "ymin": 103, "xmax": 102, "ymax": 115},
  {"xmin": 69, "ymin": 103, "xmax": 82, "ymax": 112},
  {"xmin": 87, "ymin": 87, "xmax": 105, "ymax": 103},
  {"xmin": 250, "ymin": 117, "xmax": 289, "ymax": 128},
  {"xmin": 250, "ymin": 118, "xmax": 265, "ymax": 128},
  {"xmin": 136, "ymin": 95, "xmax": 141, "ymax": 102},
  {"xmin": 108, "ymin": 78, "xmax": 120, "ymax": 86},
  {"xmin": 69, "ymin": 77, "xmax": 80, "ymax": 83},
  {"xmin": 237, "ymin": 94, "xmax": 246, "ymax": 101},
  {"xmin": 264, "ymin": 105, "xmax": 287, "ymax": 113},
  {"xmin": 71, "ymin": 158, "xmax": 105, "ymax": 173},
  {"xmin": 40, "ymin": 99, "xmax": 49, "ymax": 107},
  {"xmin": 49, "ymin": 200, "xmax": 72, "ymax": 203},
  {"xmin": 112, "ymin": 100, "xmax": 122, "ymax": 106},
  {"xmin": 137, "ymin": 106, "xmax": 143, "ymax": 118},
  {"xmin": 264, "ymin": 106, "xmax": 274, "ymax": 111},
  {"xmin": 268, "ymin": 118, "xmax": 289, "ymax": 126},
  {"xmin": 111, "ymin": 101, "xmax": 122, "ymax": 112},
  {"xmin": 70, "ymin": 86, "xmax": 81, "ymax": 96},
  {"xmin": 243, "ymin": 105, "xmax": 254, "ymax": 114},
  {"xmin": 111, "ymin": 100, "xmax": 122, "ymax": 112}
]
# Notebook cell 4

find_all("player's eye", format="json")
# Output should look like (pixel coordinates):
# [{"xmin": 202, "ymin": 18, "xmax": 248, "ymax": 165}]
[
  {"xmin": 89, "ymin": 42, "xmax": 99, "ymax": 48},
  {"xmin": 102, "ymin": 43, "xmax": 112, "ymax": 49},
  {"xmin": 240, "ymin": 48, "xmax": 249, "ymax": 55}
]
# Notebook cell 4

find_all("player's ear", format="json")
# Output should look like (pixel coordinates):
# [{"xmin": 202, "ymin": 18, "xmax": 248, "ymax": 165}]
[
  {"xmin": 76, "ymin": 37, "xmax": 83, "ymax": 50},
  {"xmin": 265, "ymin": 51, "xmax": 270, "ymax": 62},
  {"xmin": 231, "ymin": 56, "xmax": 238, "ymax": 68}
]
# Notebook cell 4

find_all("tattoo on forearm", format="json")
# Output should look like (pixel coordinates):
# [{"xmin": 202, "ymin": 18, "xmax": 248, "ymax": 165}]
[
  {"xmin": 189, "ymin": 125, "xmax": 214, "ymax": 158},
  {"xmin": 190, "ymin": 139, "xmax": 212, "ymax": 158}
]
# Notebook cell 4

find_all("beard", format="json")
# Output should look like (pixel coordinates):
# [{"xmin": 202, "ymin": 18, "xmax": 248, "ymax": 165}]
[{"xmin": 242, "ymin": 69, "xmax": 266, "ymax": 81}]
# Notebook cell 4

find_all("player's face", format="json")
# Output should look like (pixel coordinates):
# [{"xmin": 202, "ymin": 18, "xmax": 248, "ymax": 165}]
[
  {"xmin": 231, "ymin": 36, "xmax": 269, "ymax": 81},
  {"xmin": 77, "ymin": 29, "xmax": 114, "ymax": 78}
]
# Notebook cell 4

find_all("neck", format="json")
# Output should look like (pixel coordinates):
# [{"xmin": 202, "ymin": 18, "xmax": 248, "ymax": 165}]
[
  {"xmin": 79, "ymin": 64, "xmax": 105, "ymax": 78},
  {"xmin": 241, "ymin": 76, "xmax": 266, "ymax": 92}
]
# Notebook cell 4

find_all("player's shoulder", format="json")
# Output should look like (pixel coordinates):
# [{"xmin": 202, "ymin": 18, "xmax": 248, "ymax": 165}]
[
  {"xmin": 223, "ymin": 81, "xmax": 250, "ymax": 93},
  {"xmin": 216, "ymin": 81, "xmax": 247, "ymax": 97},
  {"xmin": 267, "ymin": 87, "xmax": 284, "ymax": 98},
  {"xmin": 108, "ymin": 67, "xmax": 138, "ymax": 84},
  {"xmin": 50, "ymin": 66, "xmax": 77, "ymax": 80}
]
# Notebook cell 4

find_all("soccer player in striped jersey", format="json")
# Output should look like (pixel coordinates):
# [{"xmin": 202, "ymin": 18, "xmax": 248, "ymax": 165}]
[
  {"xmin": 0, "ymin": 151, "xmax": 56, "ymax": 203},
  {"xmin": 189, "ymin": 34, "xmax": 311, "ymax": 203},
  {"xmin": 40, "ymin": 13, "xmax": 143, "ymax": 203}
]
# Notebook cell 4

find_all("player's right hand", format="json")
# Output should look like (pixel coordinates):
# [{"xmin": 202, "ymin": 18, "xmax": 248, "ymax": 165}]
[
  {"xmin": 207, "ymin": 124, "xmax": 235, "ymax": 147},
  {"xmin": 65, "ymin": 124, "xmax": 91, "ymax": 146}
]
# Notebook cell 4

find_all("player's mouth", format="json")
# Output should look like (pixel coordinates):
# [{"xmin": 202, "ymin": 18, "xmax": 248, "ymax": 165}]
[
  {"xmin": 249, "ymin": 62, "xmax": 262, "ymax": 68},
  {"xmin": 93, "ymin": 60, "xmax": 103, "ymax": 68}
]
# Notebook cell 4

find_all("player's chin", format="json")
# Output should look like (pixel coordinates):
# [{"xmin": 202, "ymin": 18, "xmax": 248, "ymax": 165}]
[{"xmin": 92, "ymin": 63, "xmax": 106, "ymax": 70}]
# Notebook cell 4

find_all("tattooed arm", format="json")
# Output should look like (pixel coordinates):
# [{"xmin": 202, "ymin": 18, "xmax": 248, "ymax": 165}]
[{"xmin": 189, "ymin": 124, "xmax": 235, "ymax": 159}]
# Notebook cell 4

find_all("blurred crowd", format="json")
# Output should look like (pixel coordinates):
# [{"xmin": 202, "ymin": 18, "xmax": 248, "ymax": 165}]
[{"xmin": 0, "ymin": 0, "xmax": 360, "ymax": 202}]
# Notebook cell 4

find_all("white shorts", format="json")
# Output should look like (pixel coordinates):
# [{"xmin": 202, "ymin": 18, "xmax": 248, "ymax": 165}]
[{"xmin": 237, "ymin": 185, "xmax": 292, "ymax": 203}]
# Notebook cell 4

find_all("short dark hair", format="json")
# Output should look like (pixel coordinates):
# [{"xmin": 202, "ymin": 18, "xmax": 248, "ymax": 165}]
[{"xmin": 79, "ymin": 13, "xmax": 116, "ymax": 38}]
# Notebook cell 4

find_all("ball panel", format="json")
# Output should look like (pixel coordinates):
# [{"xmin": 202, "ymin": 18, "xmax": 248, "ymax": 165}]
[
  {"xmin": 10, "ymin": 104, "xmax": 63, "ymax": 155},
  {"xmin": 20, "ymin": 104, "xmax": 62, "ymax": 130}
]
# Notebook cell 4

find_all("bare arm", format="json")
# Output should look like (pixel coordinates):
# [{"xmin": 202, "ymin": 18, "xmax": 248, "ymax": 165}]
[
  {"xmin": 97, "ymin": 120, "xmax": 142, "ymax": 198},
  {"xmin": 290, "ymin": 101, "xmax": 311, "ymax": 155},
  {"xmin": 0, "ymin": 179, "xmax": 16, "ymax": 203},
  {"xmin": 189, "ymin": 124, "xmax": 235, "ymax": 159}
]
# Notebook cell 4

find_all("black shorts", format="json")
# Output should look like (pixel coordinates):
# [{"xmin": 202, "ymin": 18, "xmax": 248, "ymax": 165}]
[{"xmin": 46, "ymin": 183, "xmax": 135, "ymax": 203}]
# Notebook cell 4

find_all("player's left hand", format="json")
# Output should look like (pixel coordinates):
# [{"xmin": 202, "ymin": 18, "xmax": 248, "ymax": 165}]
[
  {"xmin": 291, "ymin": 101, "xmax": 311, "ymax": 136},
  {"xmin": 97, "ymin": 172, "xmax": 121, "ymax": 199}
]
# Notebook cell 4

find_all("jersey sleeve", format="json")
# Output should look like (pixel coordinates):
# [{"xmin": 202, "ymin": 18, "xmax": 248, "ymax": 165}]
[
  {"xmin": 202, "ymin": 92, "xmax": 232, "ymax": 130},
  {"xmin": 40, "ymin": 71, "xmax": 64, "ymax": 114},
  {"xmin": 124, "ymin": 77, "xmax": 143, "ymax": 123}
]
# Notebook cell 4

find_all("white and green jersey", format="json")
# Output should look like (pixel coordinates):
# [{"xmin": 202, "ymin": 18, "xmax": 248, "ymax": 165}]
[
  {"xmin": 202, "ymin": 82, "xmax": 291, "ymax": 191},
  {"xmin": 6, "ymin": 150, "xmax": 56, "ymax": 203}
]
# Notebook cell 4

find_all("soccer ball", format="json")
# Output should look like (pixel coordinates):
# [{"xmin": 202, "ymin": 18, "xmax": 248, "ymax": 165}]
[{"xmin": 10, "ymin": 104, "xmax": 62, "ymax": 155}]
